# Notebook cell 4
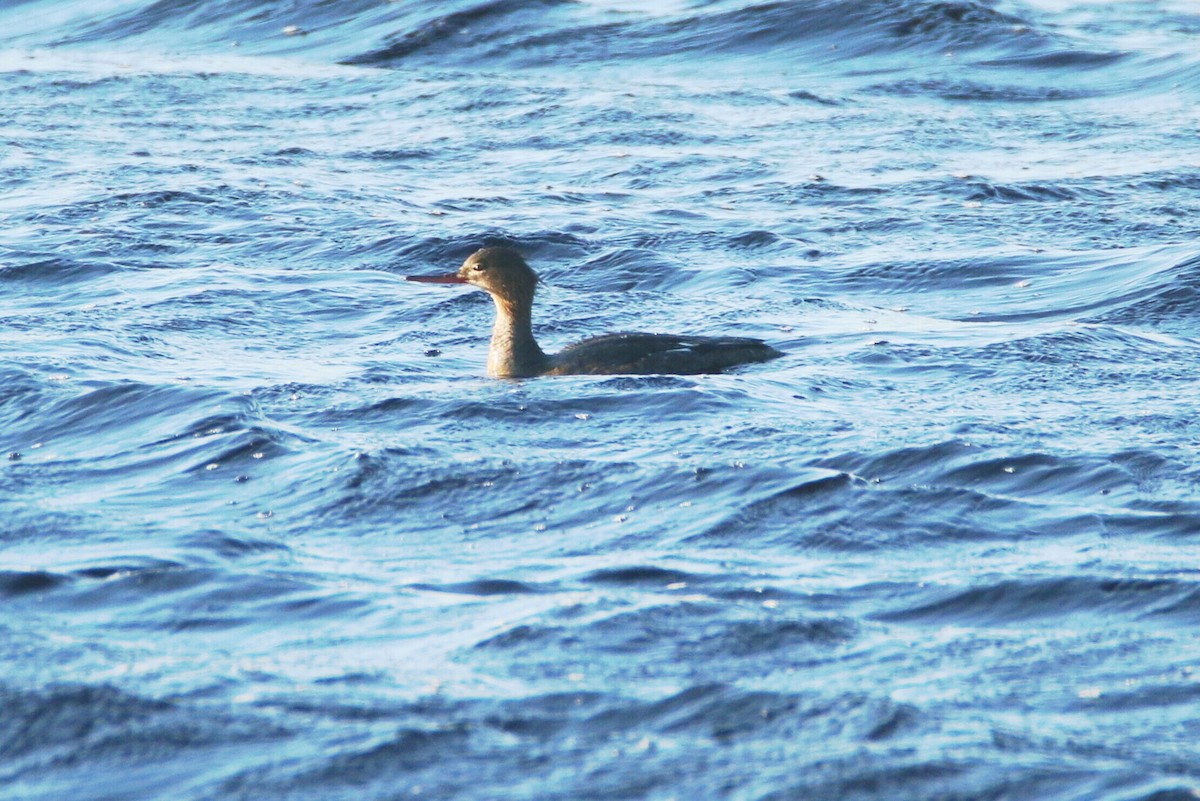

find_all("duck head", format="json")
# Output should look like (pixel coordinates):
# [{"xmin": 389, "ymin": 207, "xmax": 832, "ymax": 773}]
[{"xmin": 406, "ymin": 246, "xmax": 539, "ymax": 309}]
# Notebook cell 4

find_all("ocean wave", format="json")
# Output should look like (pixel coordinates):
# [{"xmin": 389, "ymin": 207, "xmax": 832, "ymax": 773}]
[
  {"xmin": 2, "ymin": 0, "xmax": 1187, "ymax": 118},
  {"xmin": 875, "ymin": 575, "xmax": 1200, "ymax": 625},
  {"xmin": 4, "ymin": 0, "xmax": 1200, "ymax": 796},
  {"xmin": 4, "ymin": 0, "xmax": 1063, "ymax": 70},
  {"xmin": 868, "ymin": 77, "xmax": 1100, "ymax": 102},
  {"xmin": 343, "ymin": 0, "xmax": 1048, "ymax": 68},
  {"xmin": 829, "ymin": 245, "xmax": 1200, "ymax": 327}
]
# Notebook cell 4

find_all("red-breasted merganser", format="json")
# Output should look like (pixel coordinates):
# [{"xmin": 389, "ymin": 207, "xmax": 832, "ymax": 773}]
[{"xmin": 406, "ymin": 247, "xmax": 783, "ymax": 378}]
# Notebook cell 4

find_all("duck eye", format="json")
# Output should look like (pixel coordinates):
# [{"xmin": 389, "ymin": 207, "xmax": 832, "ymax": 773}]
[{"xmin": 472, "ymin": 263, "xmax": 487, "ymax": 272}]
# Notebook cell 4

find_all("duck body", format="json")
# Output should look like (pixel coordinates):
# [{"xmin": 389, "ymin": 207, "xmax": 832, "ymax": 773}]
[
  {"xmin": 547, "ymin": 332, "xmax": 781, "ymax": 376},
  {"xmin": 407, "ymin": 247, "xmax": 782, "ymax": 378}
]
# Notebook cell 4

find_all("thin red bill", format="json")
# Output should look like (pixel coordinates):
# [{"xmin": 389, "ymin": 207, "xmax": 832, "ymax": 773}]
[{"xmin": 406, "ymin": 273, "xmax": 468, "ymax": 284}]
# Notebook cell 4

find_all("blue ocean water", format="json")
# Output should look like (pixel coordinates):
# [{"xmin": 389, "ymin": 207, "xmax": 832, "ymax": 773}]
[{"xmin": 3, "ymin": 0, "xmax": 1200, "ymax": 798}]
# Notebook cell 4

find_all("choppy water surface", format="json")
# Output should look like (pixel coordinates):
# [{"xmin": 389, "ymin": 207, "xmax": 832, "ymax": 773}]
[{"xmin": 3, "ymin": 1, "xmax": 1200, "ymax": 798}]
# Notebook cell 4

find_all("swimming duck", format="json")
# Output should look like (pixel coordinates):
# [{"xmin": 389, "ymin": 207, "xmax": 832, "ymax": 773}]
[{"xmin": 406, "ymin": 246, "xmax": 782, "ymax": 378}]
